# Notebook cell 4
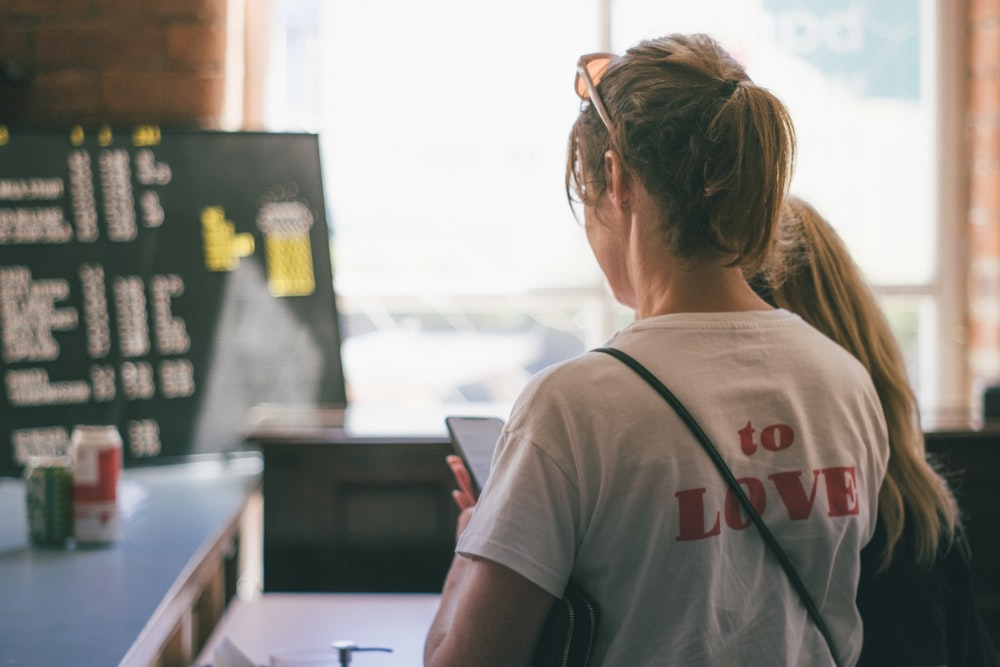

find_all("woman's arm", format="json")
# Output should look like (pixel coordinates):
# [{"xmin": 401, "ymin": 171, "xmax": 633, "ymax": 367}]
[
  {"xmin": 425, "ymin": 456, "xmax": 557, "ymax": 666},
  {"xmin": 424, "ymin": 549, "xmax": 555, "ymax": 667}
]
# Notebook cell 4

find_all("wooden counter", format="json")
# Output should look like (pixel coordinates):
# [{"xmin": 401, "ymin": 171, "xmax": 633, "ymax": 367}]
[
  {"xmin": 0, "ymin": 455, "xmax": 261, "ymax": 667},
  {"xmin": 194, "ymin": 593, "xmax": 440, "ymax": 666},
  {"xmin": 251, "ymin": 414, "xmax": 1000, "ymax": 647}
]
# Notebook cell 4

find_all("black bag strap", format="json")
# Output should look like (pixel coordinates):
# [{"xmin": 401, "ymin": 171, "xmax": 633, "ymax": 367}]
[{"xmin": 594, "ymin": 346, "xmax": 843, "ymax": 667}]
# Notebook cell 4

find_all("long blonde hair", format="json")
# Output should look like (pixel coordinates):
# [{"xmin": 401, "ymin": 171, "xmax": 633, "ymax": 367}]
[{"xmin": 766, "ymin": 196, "xmax": 958, "ymax": 570}]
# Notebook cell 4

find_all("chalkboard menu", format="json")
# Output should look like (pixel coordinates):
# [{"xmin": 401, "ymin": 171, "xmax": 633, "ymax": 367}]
[{"xmin": 0, "ymin": 125, "xmax": 347, "ymax": 476}]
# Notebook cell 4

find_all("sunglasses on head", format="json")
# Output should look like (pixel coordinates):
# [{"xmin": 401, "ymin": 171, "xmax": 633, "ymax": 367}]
[{"xmin": 575, "ymin": 52, "xmax": 615, "ymax": 133}]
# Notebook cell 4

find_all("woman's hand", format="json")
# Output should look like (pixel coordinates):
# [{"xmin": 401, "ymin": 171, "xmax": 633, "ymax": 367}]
[
  {"xmin": 446, "ymin": 455, "xmax": 478, "ymax": 538},
  {"xmin": 447, "ymin": 455, "xmax": 477, "ymax": 509}
]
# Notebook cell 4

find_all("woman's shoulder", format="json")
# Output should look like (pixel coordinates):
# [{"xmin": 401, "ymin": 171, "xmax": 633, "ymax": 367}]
[{"xmin": 512, "ymin": 349, "xmax": 624, "ymax": 409}]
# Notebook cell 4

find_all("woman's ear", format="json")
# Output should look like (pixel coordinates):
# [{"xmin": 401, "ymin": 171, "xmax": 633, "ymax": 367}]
[{"xmin": 603, "ymin": 149, "xmax": 631, "ymax": 213}]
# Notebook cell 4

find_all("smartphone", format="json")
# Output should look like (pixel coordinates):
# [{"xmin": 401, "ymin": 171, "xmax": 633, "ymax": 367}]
[{"xmin": 444, "ymin": 416, "xmax": 505, "ymax": 494}]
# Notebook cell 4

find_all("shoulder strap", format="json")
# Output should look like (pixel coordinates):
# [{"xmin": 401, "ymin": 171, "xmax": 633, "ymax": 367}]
[{"xmin": 593, "ymin": 346, "xmax": 843, "ymax": 667}]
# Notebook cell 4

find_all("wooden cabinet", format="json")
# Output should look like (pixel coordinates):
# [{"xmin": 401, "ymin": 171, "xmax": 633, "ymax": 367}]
[
  {"xmin": 256, "ymin": 434, "xmax": 458, "ymax": 593},
  {"xmin": 253, "ymin": 422, "xmax": 1000, "ymax": 647},
  {"xmin": 925, "ymin": 424, "xmax": 1000, "ymax": 647}
]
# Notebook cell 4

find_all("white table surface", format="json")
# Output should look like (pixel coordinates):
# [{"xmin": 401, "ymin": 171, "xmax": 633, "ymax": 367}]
[{"xmin": 194, "ymin": 593, "xmax": 442, "ymax": 666}]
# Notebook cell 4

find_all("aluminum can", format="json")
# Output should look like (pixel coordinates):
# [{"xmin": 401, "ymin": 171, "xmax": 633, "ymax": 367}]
[
  {"xmin": 24, "ymin": 456, "xmax": 74, "ymax": 547},
  {"xmin": 70, "ymin": 425, "xmax": 122, "ymax": 544}
]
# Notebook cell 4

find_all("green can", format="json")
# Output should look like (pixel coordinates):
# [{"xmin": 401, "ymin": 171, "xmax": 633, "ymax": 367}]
[{"xmin": 24, "ymin": 456, "xmax": 74, "ymax": 547}]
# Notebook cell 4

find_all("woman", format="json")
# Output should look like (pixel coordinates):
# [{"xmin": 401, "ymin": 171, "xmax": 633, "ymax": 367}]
[
  {"xmin": 424, "ymin": 34, "xmax": 889, "ymax": 666},
  {"xmin": 762, "ymin": 195, "xmax": 999, "ymax": 666}
]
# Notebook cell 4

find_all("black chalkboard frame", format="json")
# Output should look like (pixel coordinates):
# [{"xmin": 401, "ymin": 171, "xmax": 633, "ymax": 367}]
[{"xmin": 0, "ymin": 125, "xmax": 347, "ymax": 475}]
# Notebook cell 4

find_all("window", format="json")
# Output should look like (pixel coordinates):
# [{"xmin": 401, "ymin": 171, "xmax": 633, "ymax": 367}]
[{"xmin": 255, "ymin": 0, "xmax": 960, "ymax": 415}]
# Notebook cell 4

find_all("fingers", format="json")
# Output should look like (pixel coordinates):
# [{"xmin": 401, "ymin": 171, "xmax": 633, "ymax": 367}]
[
  {"xmin": 446, "ymin": 455, "xmax": 478, "ymax": 503},
  {"xmin": 453, "ymin": 489, "xmax": 475, "ymax": 512},
  {"xmin": 445, "ymin": 457, "xmax": 479, "ymax": 539}
]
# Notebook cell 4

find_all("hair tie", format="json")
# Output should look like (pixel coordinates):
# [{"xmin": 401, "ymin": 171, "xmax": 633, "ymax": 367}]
[{"xmin": 720, "ymin": 78, "xmax": 741, "ymax": 98}]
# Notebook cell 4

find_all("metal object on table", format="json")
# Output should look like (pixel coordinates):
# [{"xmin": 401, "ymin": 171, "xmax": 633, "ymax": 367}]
[{"xmin": 331, "ymin": 640, "xmax": 393, "ymax": 666}]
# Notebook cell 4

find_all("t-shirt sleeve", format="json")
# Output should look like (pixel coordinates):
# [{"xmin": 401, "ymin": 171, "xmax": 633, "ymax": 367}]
[{"xmin": 455, "ymin": 424, "xmax": 580, "ymax": 599}]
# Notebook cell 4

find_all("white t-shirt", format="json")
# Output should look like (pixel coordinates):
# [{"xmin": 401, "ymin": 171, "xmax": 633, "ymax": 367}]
[{"xmin": 457, "ymin": 310, "xmax": 889, "ymax": 666}]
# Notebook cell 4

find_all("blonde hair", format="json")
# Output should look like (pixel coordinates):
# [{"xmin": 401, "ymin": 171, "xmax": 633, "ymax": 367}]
[
  {"xmin": 766, "ymin": 196, "xmax": 958, "ymax": 570},
  {"xmin": 566, "ymin": 33, "xmax": 796, "ymax": 276}
]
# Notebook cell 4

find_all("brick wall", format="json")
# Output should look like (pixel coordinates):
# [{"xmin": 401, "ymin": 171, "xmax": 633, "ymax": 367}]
[
  {"xmin": 968, "ymin": 0, "xmax": 1000, "ymax": 399},
  {"xmin": 0, "ymin": 0, "xmax": 229, "ymax": 126}
]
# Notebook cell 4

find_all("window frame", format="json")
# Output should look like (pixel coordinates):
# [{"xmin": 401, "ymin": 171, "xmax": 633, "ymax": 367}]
[
  {"xmin": 236, "ymin": 0, "xmax": 970, "ymax": 417},
  {"xmin": 931, "ymin": 0, "xmax": 969, "ymax": 418}
]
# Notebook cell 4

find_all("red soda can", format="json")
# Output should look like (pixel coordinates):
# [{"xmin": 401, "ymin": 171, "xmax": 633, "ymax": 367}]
[{"xmin": 70, "ymin": 425, "xmax": 122, "ymax": 544}]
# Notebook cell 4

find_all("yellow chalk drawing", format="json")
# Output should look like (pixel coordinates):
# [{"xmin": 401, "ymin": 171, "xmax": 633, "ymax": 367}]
[
  {"xmin": 132, "ymin": 125, "xmax": 161, "ymax": 147},
  {"xmin": 264, "ymin": 236, "xmax": 315, "ymax": 296},
  {"xmin": 98, "ymin": 125, "xmax": 113, "ymax": 147},
  {"xmin": 256, "ymin": 200, "xmax": 316, "ymax": 297},
  {"xmin": 201, "ymin": 206, "xmax": 255, "ymax": 271}
]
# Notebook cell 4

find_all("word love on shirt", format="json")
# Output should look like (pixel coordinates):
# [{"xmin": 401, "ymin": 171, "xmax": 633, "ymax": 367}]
[{"xmin": 675, "ymin": 420, "xmax": 860, "ymax": 542}]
